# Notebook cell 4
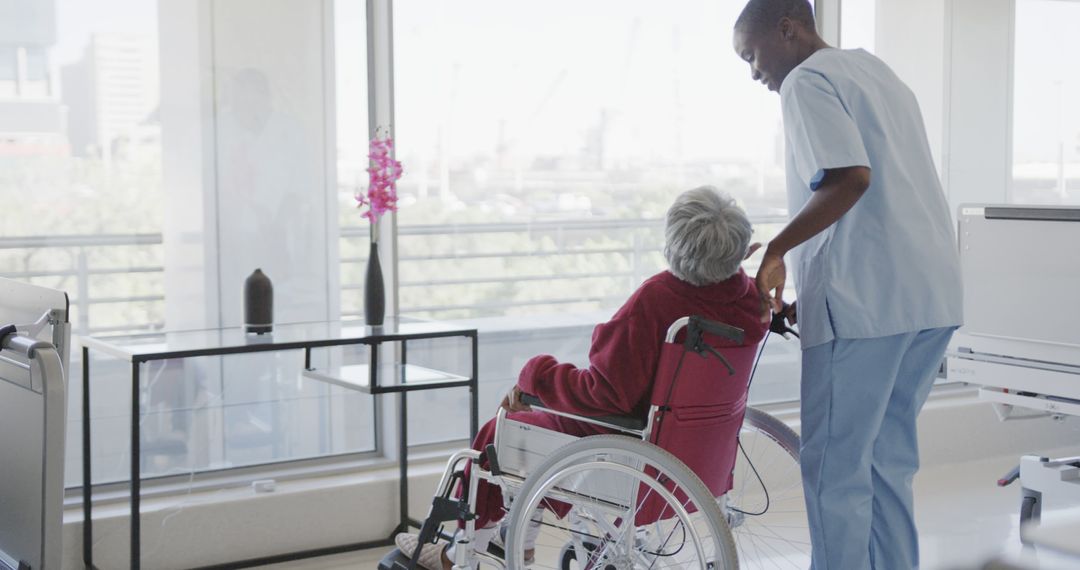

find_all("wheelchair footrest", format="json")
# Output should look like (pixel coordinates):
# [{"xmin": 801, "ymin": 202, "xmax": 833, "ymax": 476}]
[
  {"xmin": 377, "ymin": 548, "xmax": 411, "ymax": 570},
  {"xmin": 379, "ymin": 542, "xmax": 509, "ymax": 570}
]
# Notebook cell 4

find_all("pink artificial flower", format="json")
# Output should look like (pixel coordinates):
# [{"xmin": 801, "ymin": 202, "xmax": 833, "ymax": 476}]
[{"xmin": 356, "ymin": 134, "xmax": 402, "ymax": 222}]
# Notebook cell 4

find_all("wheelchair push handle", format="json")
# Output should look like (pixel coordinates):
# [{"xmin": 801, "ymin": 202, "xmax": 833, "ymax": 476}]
[
  {"xmin": 519, "ymin": 392, "xmax": 544, "ymax": 408},
  {"xmin": 677, "ymin": 316, "xmax": 743, "ymax": 375},
  {"xmin": 689, "ymin": 315, "xmax": 745, "ymax": 344},
  {"xmin": 770, "ymin": 301, "xmax": 799, "ymax": 339}
]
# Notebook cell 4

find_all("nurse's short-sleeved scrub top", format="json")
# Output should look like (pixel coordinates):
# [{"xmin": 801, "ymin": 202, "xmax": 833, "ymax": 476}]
[{"xmin": 779, "ymin": 48, "xmax": 962, "ymax": 349}]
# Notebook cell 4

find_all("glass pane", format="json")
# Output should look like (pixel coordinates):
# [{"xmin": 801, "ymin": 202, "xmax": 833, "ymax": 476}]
[
  {"xmin": 0, "ymin": 47, "xmax": 16, "ymax": 81},
  {"xmin": 25, "ymin": 47, "xmax": 48, "ymax": 81},
  {"xmin": 0, "ymin": 0, "xmax": 374, "ymax": 488},
  {"xmin": 394, "ymin": 0, "xmax": 798, "ymax": 434},
  {"xmin": 1012, "ymin": 0, "xmax": 1080, "ymax": 205},
  {"xmin": 79, "ymin": 350, "xmax": 376, "ymax": 485},
  {"xmin": 395, "ymin": 1, "xmax": 786, "ymax": 318}
]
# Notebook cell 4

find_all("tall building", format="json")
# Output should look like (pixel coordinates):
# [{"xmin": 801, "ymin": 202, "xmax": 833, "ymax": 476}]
[
  {"xmin": 61, "ymin": 33, "xmax": 160, "ymax": 160},
  {"xmin": 0, "ymin": 0, "xmax": 68, "ymax": 156}
]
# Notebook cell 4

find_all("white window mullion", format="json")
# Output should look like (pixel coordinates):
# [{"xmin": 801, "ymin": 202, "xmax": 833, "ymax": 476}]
[{"xmin": 816, "ymin": 0, "xmax": 843, "ymax": 46}]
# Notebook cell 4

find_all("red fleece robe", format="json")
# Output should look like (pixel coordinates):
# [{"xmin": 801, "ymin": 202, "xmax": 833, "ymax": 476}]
[{"xmin": 465, "ymin": 269, "xmax": 767, "ymax": 528}]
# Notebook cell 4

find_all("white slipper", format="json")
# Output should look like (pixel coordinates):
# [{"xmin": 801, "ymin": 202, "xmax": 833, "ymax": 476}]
[{"xmin": 394, "ymin": 533, "xmax": 447, "ymax": 570}]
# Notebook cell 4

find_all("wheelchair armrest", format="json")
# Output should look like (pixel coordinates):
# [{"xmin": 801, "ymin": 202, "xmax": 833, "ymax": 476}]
[{"xmin": 519, "ymin": 393, "xmax": 647, "ymax": 432}]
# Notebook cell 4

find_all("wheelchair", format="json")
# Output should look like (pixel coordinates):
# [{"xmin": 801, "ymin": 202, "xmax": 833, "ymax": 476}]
[{"xmin": 380, "ymin": 314, "xmax": 807, "ymax": 569}]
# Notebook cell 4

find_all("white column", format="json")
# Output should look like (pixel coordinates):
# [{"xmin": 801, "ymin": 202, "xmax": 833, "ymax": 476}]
[
  {"xmin": 367, "ymin": 0, "xmax": 404, "ymax": 492},
  {"xmin": 943, "ymin": 0, "xmax": 1015, "ymax": 210},
  {"xmin": 816, "ymin": 0, "xmax": 842, "ymax": 46},
  {"xmin": 875, "ymin": 0, "xmax": 947, "ymax": 173},
  {"xmin": 368, "ymin": 0, "xmax": 398, "ymax": 318},
  {"xmin": 159, "ymin": 0, "xmax": 220, "ymax": 330}
]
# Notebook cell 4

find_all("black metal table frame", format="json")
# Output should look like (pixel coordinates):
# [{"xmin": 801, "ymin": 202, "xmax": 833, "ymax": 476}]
[{"xmin": 81, "ymin": 327, "xmax": 479, "ymax": 570}]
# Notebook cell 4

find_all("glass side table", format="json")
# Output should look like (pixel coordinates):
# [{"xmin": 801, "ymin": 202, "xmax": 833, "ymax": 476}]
[{"xmin": 80, "ymin": 317, "xmax": 478, "ymax": 569}]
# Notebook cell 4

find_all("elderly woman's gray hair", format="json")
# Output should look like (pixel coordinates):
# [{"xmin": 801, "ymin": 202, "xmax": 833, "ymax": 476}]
[{"xmin": 664, "ymin": 186, "xmax": 753, "ymax": 286}]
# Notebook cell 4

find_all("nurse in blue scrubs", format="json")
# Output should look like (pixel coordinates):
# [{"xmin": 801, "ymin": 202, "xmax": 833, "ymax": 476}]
[{"xmin": 732, "ymin": 1, "xmax": 963, "ymax": 568}]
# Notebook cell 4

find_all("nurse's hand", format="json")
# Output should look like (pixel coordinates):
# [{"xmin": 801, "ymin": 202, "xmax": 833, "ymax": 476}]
[
  {"xmin": 783, "ymin": 300, "xmax": 797, "ymax": 325},
  {"xmin": 755, "ymin": 248, "xmax": 786, "ymax": 322}
]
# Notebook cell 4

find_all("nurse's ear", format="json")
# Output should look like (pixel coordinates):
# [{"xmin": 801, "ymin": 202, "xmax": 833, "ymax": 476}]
[{"xmin": 779, "ymin": 17, "xmax": 796, "ymax": 41}]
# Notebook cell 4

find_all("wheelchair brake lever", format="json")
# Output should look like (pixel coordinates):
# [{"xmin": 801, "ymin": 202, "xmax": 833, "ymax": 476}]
[
  {"xmin": 699, "ymin": 342, "xmax": 736, "ymax": 376},
  {"xmin": 683, "ymin": 316, "xmax": 737, "ymax": 375}
]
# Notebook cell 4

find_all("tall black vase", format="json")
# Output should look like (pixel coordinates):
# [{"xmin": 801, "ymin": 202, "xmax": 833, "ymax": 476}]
[{"xmin": 364, "ymin": 242, "xmax": 385, "ymax": 326}]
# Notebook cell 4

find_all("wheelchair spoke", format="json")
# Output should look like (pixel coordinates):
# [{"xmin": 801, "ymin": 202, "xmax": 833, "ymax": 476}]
[
  {"xmin": 725, "ymin": 408, "xmax": 809, "ymax": 570},
  {"xmin": 736, "ymin": 527, "xmax": 810, "ymax": 569},
  {"xmin": 504, "ymin": 436, "xmax": 736, "ymax": 569},
  {"xmin": 734, "ymin": 529, "xmax": 811, "ymax": 547}
]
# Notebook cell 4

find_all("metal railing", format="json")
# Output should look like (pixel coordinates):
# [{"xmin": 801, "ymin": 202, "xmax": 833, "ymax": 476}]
[
  {"xmin": 2, "ymin": 216, "xmax": 793, "ymax": 489},
  {"xmin": 0, "ymin": 233, "xmax": 165, "ymax": 334},
  {"xmin": 1, "ymin": 215, "xmax": 787, "ymax": 333}
]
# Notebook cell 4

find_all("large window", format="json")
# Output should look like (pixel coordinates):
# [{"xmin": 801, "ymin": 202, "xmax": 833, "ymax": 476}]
[
  {"xmin": 0, "ymin": 47, "xmax": 17, "ymax": 82},
  {"xmin": 1012, "ymin": 0, "xmax": 1080, "ymax": 205},
  {"xmin": 394, "ymin": 1, "xmax": 789, "ymax": 318},
  {"xmin": 2, "ymin": 0, "xmax": 850, "ymax": 491},
  {"xmin": 392, "ymin": 0, "xmax": 800, "ymax": 428},
  {"xmin": 0, "ymin": 0, "xmax": 377, "ymax": 489}
]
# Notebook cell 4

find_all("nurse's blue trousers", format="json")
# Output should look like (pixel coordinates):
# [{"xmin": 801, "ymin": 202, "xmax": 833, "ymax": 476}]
[{"xmin": 800, "ymin": 326, "xmax": 956, "ymax": 570}]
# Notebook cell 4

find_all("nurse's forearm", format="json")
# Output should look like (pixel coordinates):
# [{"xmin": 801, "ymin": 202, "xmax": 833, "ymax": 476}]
[{"xmin": 767, "ymin": 166, "xmax": 871, "ymax": 257}]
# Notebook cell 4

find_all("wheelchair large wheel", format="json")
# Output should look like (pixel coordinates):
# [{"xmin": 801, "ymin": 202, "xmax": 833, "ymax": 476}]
[
  {"xmin": 725, "ymin": 407, "xmax": 809, "ymax": 569},
  {"xmin": 505, "ymin": 435, "xmax": 738, "ymax": 569}
]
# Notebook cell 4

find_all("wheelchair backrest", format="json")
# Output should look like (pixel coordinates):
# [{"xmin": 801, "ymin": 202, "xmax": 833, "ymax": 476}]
[{"xmin": 645, "ymin": 323, "xmax": 758, "ymax": 503}]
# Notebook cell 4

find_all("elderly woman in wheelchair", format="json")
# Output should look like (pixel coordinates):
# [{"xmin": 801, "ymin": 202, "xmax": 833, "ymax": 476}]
[{"xmin": 384, "ymin": 186, "xmax": 806, "ymax": 570}]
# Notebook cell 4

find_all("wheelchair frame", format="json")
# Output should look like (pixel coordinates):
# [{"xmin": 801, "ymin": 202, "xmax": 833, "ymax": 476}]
[{"xmin": 384, "ymin": 316, "xmax": 806, "ymax": 570}]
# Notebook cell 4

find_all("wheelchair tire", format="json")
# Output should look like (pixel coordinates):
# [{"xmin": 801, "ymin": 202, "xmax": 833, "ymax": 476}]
[
  {"xmin": 726, "ymin": 407, "xmax": 808, "ymax": 569},
  {"xmin": 505, "ymin": 434, "xmax": 738, "ymax": 569}
]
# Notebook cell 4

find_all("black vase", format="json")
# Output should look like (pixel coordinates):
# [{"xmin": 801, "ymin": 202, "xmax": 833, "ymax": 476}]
[
  {"xmin": 244, "ymin": 268, "xmax": 273, "ymax": 334},
  {"xmin": 364, "ymin": 242, "xmax": 385, "ymax": 326}
]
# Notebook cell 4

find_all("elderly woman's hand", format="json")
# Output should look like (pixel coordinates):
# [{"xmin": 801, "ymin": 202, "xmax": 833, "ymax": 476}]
[
  {"xmin": 744, "ymin": 242, "xmax": 763, "ymax": 260},
  {"xmin": 500, "ymin": 385, "xmax": 533, "ymax": 413}
]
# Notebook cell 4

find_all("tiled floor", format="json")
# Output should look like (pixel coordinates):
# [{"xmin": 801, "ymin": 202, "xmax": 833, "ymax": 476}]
[{"xmin": 264, "ymin": 453, "xmax": 1080, "ymax": 570}]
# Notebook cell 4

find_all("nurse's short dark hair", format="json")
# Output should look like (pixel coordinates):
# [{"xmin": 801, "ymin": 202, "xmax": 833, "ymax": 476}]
[
  {"xmin": 735, "ymin": 0, "xmax": 816, "ymax": 33},
  {"xmin": 664, "ymin": 186, "xmax": 752, "ymax": 286}
]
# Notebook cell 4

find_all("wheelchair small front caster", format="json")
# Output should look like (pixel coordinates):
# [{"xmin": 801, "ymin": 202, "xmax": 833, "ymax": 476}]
[{"xmin": 558, "ymin": 540, "xmax": 615, "ymax": 570}]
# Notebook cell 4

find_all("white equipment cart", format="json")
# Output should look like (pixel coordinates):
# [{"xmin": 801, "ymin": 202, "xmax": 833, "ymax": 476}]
[{"xmin": 947, "ymin": 205, "xmax": 1080, "ymax": 540}]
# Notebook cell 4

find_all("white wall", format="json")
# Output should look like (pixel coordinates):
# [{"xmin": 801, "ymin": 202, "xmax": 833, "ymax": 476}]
[{"xmin": 160, "ymin": 0, "xmax": 339, "ymax": 331}]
